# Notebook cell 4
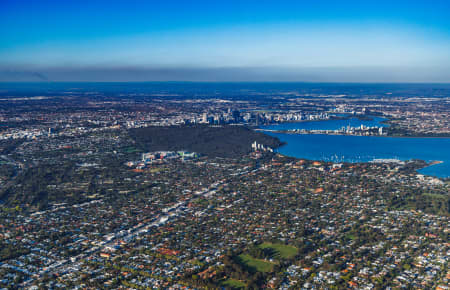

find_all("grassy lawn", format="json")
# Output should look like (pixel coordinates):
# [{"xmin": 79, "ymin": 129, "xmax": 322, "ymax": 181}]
[
  {"xmin": 346, "ymin": 234, "xmax": 357, "ymax": 240},
  {"xmin": 123, "ymin": 146, "xmax": 140, "ymax": 153},
  {"xmin": 221, "ymin": 278, "xmax": 246, "ymax": 289},
  {"xmin": 423, "ymin": 193, "xmax": 447, "ymax": 199},
  {"xmin": 238, "ymin": 254, "xmax": 274, "ymax": 272},
  {"xmin": 257, "ymin": 242, "xmax": 298, "ymax": 259}
]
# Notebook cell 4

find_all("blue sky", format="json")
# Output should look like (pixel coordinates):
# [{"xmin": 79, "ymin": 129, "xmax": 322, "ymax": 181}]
[{"xmin": 1, "ymin": 0, "xmax": 450, "ymax": 82}]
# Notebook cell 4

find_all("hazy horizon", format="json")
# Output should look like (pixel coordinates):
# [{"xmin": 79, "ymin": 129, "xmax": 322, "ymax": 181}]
[{"xmin": 1, "ymin": 0, "xmax": 450, "ymax": 82}]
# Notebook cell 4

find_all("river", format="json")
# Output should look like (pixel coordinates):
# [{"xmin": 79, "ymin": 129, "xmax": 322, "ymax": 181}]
[{"xmin": 261, "ymin": 116, "xmax": 450, "ymax": 178}]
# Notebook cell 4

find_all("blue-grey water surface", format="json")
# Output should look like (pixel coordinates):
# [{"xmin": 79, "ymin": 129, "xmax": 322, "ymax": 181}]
[{"xmin": 261, "ymin": 117, "xmax": 450, "ymax": 178}]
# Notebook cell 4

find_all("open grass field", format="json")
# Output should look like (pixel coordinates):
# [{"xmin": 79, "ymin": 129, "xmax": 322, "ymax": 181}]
[
  {"xmin": 257, "ymin": 243, "xmax": 298, "ymax": 259},
  {"xmin": 345, "ymin": 234, "xmax": 357, "ymax": 240},
  {"xmin": 123, "ymin": 146, "xmax": 141, "ymax": 153},
  {"xmin": 220, "ymin": 278, "xmax": 246, "ymax": 289},
  {"xmin": 423, "ymin": 192, "xmax": 447, "ymax": 199},
  {"xmin": 238, "ymin": 254, "xmax": 274, "ymax": 272}
]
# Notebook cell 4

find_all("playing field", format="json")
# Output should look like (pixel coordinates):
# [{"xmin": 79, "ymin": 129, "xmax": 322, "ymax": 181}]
[
  {"xmin": 238, "ymin": 254, "xmax": 274, "ymax": 272},
  {"xmin": 257, "ymin": 243, "xmax": 298, "ymax": 259},
  {"xmin": 221, "ymin": 278, "xmax": 246, "ymax": 289}
]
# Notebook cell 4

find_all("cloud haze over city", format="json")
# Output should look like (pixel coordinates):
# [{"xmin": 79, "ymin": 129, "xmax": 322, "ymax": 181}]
[{"xmin": 1, "ymin": 0, "xmax": 449, "ymax": 82}]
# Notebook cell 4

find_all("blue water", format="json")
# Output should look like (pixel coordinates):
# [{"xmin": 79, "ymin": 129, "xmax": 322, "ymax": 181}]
[{"xmin": 261, "ymin": 118, "xmax": 450, "ymax": 178}]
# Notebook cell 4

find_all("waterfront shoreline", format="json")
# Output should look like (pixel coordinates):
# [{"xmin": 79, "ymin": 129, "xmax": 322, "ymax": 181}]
[
  {"xmin": 258, "ymin": 129, "xmax": 450, "ymax": 139},
  {"xmin": 261, "ymin": 128, "xmax": 450, "ymax": 178}
]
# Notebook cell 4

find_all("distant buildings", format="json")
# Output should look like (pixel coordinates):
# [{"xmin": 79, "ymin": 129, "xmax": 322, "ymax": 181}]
[{"xmin": 251, "ymin": 141, "xmax": 273, "ymax": 152}]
